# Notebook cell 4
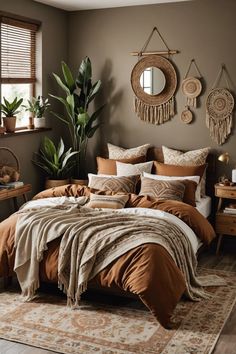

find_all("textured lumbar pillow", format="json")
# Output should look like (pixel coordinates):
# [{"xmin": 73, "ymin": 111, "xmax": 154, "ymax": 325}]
[
  {"xmin": 86, "ymin": 193, "xmax": 129, "ymax": 209},
  {"xmin": 88, "ymin": 174, "xmax": 139, "ymax": 194},
  {"xmin": 139, "ymin": 177, "xmax": 186, "ymax": 202},
  {"xmin": 116, "ymin": 161, "xmax": 153, "ymax": 176},
  {"xmin": 108, "ymin": 143, "xmax": 151, "ymax": 159}
]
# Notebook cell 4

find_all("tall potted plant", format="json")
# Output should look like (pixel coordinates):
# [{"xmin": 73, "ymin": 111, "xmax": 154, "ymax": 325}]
[
  {"xmin": 23, "ymin": 96, "xmax": 51, "ymax": 129},
  {"xmin": 50, "ymin": 57, "xmax": 105, "ymax": 180},
  {"xmin": 0, "ymin": 97, "xmax": 23, "ymax": 132},
  {"xmin": 32, "ymin": 136, "xmax": 78, "ymax": 189}
]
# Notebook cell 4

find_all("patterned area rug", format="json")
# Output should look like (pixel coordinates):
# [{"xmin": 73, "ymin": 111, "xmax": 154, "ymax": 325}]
[{"xmin": 0, "ymin": 268, "xmax": 235, "ymax": 354}]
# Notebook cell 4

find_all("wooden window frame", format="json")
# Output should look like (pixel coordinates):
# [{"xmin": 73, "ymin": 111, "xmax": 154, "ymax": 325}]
[{"xmin": 0, "ymin": 11, "xmax": 41, "ymax": 130}]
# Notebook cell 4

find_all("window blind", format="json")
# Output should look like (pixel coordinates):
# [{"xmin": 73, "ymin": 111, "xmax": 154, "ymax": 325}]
[{"xmin": 0, "ymin": 16, "xmax": 39, "ymax": 84}]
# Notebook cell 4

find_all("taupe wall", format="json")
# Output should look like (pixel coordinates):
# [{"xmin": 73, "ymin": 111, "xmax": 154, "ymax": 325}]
[
  {"xmin": 68, "ymin": 0, "xmax": 236, "ymax": 176},
  {"xmin": 1, "ymin": 0, "xmax": 236, "ymax": 219},
  {"xmin": 0, "ymin": 0, "xmax": 68, "ymax": 219}
]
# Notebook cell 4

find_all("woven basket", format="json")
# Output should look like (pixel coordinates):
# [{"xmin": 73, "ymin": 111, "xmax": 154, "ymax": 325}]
[{"xmin": 0, "ymin": 147, "xmax": 20, "ymax": 172}]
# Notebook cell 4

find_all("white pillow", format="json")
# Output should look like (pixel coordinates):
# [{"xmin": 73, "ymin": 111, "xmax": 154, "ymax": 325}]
[
  {"xmin": 116, "ymin": 161, "xmax": 153, "ymax": 176},
  {"xmin": 108, "ymin": 143, "xmax": 151, "ymax": 159},
  {"xmin": 143, "ymin": 172, "xmax": 201, "ymax": 202}
]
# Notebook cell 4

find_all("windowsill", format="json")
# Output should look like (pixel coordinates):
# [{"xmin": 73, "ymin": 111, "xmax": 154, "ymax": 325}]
[{"xmin": 0, "ymin": 127, "xmax": 51, "ymax": 138}]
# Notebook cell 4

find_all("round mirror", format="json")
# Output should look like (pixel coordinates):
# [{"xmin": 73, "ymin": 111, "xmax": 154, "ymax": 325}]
[{"xmin": 140, "ymin": 67, "xmax": 166, "ymax": 95}]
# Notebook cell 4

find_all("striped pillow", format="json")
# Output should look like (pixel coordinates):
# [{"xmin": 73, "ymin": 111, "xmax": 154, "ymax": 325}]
[
  {"xmin": 139, "ymin": 177, "xmax": 185, "ymax": 202},
  {"xmin": 86, "ymin": 193, "xmax": 129, "ymax": 209}
]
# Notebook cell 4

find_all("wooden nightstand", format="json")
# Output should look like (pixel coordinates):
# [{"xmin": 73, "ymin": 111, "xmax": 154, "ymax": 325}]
[
  {"xmin": 0, "ymin": 184, "xmax": 32, "ymax": 211},
  {"xmin": 215, "ymin": 183, "xmax": 236, "ymax": 255}
]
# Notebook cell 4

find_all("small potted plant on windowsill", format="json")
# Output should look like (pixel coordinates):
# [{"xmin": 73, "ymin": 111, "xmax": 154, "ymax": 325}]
[
  {"xmin": 32, "ymin": 136, "xmax": 78, "ymax": 189},
  {"xmin": 0, "ymin": 97, "xmax": 23, "ymax": 132},
  {"xmin": 23, "ymin": 95, "xmax": 50, "ymax": 129}
]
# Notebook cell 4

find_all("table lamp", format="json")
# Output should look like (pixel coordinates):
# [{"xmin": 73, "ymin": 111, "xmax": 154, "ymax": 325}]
[
  {"xmin": 218, "ymin": 152, "xmax": 230, "ymax": 184},
  {"xmin": 218, "ymin": 152, "xmax": 236, "ymax": 184}
]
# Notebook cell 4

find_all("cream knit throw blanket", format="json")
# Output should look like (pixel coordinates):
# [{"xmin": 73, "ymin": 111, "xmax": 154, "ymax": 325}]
[{"xmin": 14, "ymin": 205, "xmax": 220, "ymax": 304}]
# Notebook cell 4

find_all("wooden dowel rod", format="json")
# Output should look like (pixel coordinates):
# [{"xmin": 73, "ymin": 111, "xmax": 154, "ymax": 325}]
[{"xmin": 130, "ymin": 50, "xmax": 179, "ymax": 56}]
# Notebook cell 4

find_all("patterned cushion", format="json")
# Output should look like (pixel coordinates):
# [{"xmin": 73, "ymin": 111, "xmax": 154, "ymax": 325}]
[
  {"xmin": 86, "ymin": 193, "xmax": 129, "ymax": 209},
  {"xmin": 162, "ymin": 146, "xmax": 210, "ymax": 196},
  {"xmin": 116, "ymin": 161, "xmax": 153, "ymax": 176},
  {"xmin": 139, "ymin": 177, "xmax": 186, "ymax": 202},
  {"xmin": 88, "ymin": 174, "xmax": 139, "ymax": 194},
  {"xmin": 96, "ymin": 156, "xmax": 146, "ymax": 175},
  {"xmin": 108, "ymin": 143, "xmax": 151, "ymax": 159},
  {"xmin": 143, "ymin": 173, "xmax": 199, "ymax": 206},
  {"xmin": 162, "ymin": 146, "xmax": 210, "ymax": 166}
]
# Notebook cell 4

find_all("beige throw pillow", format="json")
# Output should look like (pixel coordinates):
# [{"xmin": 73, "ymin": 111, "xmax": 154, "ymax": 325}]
[
  {"xmin": 88, "ymin": 174, "xmax": 139, "ymax": 194},
  {"xmin": 116, "ymin": 161, "xmax": 153, "ymax": 176},
  {"xmin": 139, "ymin": 177, "xmax": 186, "ymax": 202},
  {"xmin": 108, "ymin": 143, "xmax": 151, "ymax": 159},
  {"xmin": 86, "ymin": 193, "xmax": 129, "ymax": 209}
]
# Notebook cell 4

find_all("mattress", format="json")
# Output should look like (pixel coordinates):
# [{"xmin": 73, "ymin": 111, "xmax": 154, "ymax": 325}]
[{"xmin": 196, "ymin": 196, "xmax": 211, "ymax": 218}]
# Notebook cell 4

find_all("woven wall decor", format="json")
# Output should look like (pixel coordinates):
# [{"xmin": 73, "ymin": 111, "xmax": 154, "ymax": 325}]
[
  {"xmin": 180, "ymin": 108, "xmax": 193, "ymax": 124},
  {"xmin": 206, "ymin": 65, "xmax": 234, "ymax": 145},
  {"xmin": 130, "ymin": 27, "xmax": 178, "ymax": 125},
  {"xmin": 206, "ymin": 88, "xmax": 234, "ymax": 145},
  {"xmin": 131, "ymin": 55, "xmax": 177, "ymax": 124},
  {"xmin": 181, "ymin": 59, "xmax": 202, "ymax": 109}
]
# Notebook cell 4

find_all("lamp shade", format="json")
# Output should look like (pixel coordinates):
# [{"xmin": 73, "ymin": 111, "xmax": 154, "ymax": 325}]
[{"xmin": 218, "ymin": 152, "xmax": 230, "ymax": 164}]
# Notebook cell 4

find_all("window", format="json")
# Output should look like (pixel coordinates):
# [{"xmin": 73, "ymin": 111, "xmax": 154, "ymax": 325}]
[{"xmin": 0, "ymin": 13, "xmax": 40, "ymax": 128}]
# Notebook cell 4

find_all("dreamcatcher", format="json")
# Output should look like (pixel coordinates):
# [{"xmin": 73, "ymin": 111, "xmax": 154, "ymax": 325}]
[{"xmin": 206, "ymin": 65, "xmax": 234, "ymax": 145}]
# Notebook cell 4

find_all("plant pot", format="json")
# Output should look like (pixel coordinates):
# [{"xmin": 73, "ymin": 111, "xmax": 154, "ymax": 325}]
[
  {"xmin": 71, "ymin": 178, "xmax": 88, "ymax": 186},
  {"xmin": 34, "ymin": 117, "xmax": 46, "ymax": 129},
  {"xmin": 45, "ymin": 178, "xmax": 70, "ymax": 189},
  {"xmin": 3, "ymin": 117, "xmax": 16, "ymax": 133}
]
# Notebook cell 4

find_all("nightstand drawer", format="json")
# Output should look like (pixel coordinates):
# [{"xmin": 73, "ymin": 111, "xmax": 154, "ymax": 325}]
[
  {"xmin": 215, "ymin": 188, "xmax": 236, "ymax": 199},
  {"xmin": 215, "ymin": 213, "xmax": 236, "ymax": 235}
]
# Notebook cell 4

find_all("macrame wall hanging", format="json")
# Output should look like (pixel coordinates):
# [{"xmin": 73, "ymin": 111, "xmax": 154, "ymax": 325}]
[
  {"xmin": 181, "ymin": 59, "xmax": 202, "ymax": 124},
  {"xmin": 206, "ymin": 64, "xmax": 234, "ymax": 145},
  {"xmin": 130, "ymin": 27, "xmax": 179, "ymax": 125}
]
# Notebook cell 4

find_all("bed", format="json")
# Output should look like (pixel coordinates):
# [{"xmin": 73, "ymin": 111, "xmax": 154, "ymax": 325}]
[{"xmin": 0, "ymin": 183, "xmax": 215, "ymax": 329}]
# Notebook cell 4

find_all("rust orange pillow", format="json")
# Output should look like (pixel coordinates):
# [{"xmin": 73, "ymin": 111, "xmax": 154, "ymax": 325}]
[{"xmin": 153, "ymin": 162, "xmax": 206, "ymax": 179}]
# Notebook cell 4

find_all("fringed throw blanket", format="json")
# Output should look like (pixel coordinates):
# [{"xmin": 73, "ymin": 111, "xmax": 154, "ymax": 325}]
[{"xmin": 14, "ymin": 205, "xmax": 221, "ymax": 305}]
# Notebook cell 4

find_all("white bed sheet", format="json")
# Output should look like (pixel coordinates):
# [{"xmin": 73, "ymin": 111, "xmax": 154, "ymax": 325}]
[{"xmin": 196, "ymin": 196, "xmax": 211, "ymax": 218}]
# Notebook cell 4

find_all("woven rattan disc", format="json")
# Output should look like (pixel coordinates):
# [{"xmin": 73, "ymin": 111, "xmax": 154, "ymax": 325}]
[
  {"xmin": 181, "ymin": 77, "xmax": 202, "ymax": 98},
  {"xmin": 131, "ymin": 55, "xmax": 177, "ymax": 106},
  {"xmin": 181, "ymin": 109, "xmax": 193, "ymax": 124},
  {"xmin": 206, "ymin": 88, "xmax": 234, "ymax": 120}
]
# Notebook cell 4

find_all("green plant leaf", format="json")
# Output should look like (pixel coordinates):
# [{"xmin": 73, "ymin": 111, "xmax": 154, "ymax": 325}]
[
  {"xmin": 43, "ymin": 136, "xmax": 57, "ymax": 160},
  {"xmin": 87, "ymin": 80, "xmax": 102, "ymax": 104},
  {"xmin": 52, "ymin": 73, "xmax": 71, "ymax": 95},
  {"xmin": 61, "ymin": 150, "xmax": 78, "ymax": 170},
  {"xmin": 57, "ymin": 138, "xmax": 65, "ymax": 159},
  {"xmin": 61, "ymin": 61, "xmax": 76, "ymax": 93},
  {"xmin": 50, "ymin": 111, "xmax": 69, "ymax": 125},
  {"xmin": 86, "ymin": 124, "xmax": 100, "ymax": 138}
]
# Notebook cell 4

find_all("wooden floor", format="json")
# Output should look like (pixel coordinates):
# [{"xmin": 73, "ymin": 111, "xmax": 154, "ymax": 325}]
[{"xmin": 0, "ymin": 238, "xmax": 235, "ymax": 354}]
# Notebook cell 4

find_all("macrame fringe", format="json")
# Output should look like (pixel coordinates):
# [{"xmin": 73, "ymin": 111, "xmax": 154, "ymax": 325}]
[
  {"xmin": 134, "ymin": 96, "xmax": 175, "ymax": 125},
  {"xmin": 186, "ymin": 96, "xmax": 197, "ymax": 108},
  {"xmin": 206, "ymin": 113, "xmax": 232, "ymax": 145}
]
